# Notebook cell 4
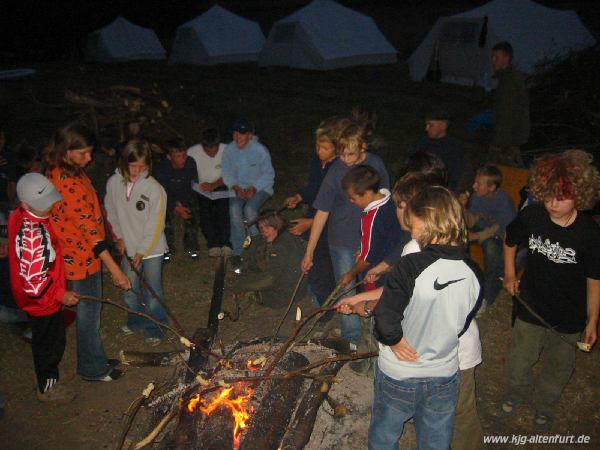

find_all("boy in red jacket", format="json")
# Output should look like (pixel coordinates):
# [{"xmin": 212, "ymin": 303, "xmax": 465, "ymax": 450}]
[{"xmin": 9, "ymin": 173, "xmax": 79, "ymax": 402}]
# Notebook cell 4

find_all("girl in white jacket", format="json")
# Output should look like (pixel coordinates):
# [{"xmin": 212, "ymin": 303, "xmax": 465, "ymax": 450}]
[{"xmin": 105, "ymin": 140, "xmax": 169, "ymax": 345}]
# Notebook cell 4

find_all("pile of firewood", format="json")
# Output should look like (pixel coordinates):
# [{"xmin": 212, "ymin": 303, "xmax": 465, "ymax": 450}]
[{"xmin": 64, "ymin": 85, "xmax": 183, "ymax": 155}]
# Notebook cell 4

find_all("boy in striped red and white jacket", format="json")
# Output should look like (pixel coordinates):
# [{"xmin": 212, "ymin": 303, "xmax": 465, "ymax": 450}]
[{"xmin": 8, "ymin": 173, "xmax": 79, "ymax": 402}]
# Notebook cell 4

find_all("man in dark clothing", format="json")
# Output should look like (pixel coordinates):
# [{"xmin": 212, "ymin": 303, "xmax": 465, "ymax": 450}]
[
  {"xmin": 154, "ymin": 139, "xmax": 200, "ymax": 259},
  {"xmin": 410, "ymin": 110, "xmax": 464, "ymax": 191},
  {"xmin": 489, "ymin": 41, "xmax": 530, "ymax": 166}
]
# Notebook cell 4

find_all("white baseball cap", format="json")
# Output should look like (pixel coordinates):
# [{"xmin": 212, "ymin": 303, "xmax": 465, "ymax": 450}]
[{"xmin": 16, "ymin": 173, "xmax": 62, "ymax": 212}]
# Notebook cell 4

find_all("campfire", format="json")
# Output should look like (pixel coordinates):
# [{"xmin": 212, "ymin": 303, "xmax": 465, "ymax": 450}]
[
  {"xmin": 187, "ymin": 385, "xmax": 253, "ymax": 450},
  {"xmin": 113, "ymin": 260, "xmax": 375, "ymax": 450}
]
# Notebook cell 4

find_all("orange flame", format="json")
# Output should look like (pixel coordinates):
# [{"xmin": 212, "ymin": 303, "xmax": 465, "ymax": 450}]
[{"xmin": 188, "ymin": 386, "xmax": 254, "ymax": 450}]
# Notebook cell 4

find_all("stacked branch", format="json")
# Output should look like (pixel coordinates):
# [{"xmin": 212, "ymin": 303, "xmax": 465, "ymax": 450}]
[{"xmin": 63, "ymin": 85, "xmax": 180, "ymax": 151}]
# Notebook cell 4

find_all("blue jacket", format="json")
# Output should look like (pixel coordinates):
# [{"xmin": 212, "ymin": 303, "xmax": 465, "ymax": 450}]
[{"xmin": 222, "ymin": 139, "xmax": 275, "ymax": 195}]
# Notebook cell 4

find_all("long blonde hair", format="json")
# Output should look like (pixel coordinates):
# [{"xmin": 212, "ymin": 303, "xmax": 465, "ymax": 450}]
[{"xmin": 407, "ymin": 186, "xmax": 467, "ymax": 248}]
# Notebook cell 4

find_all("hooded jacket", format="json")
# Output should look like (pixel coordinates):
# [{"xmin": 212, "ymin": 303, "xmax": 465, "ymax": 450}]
[
  {"xmin": 105, "ymin": 169, "xmax": 168, "ymax": 258},
  {"xmin": 8, "ymin": 208, "xmax": 66, "ymax": 316},
  {"xmin": 375, "ymin": 244, "xmax": 483, "ymax": 379}
]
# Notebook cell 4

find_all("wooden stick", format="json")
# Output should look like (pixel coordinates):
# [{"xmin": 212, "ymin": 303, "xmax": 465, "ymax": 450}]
[
  {"xmin": 270, "ymin": 273, "xmax": 306, "ymax": 343},
  {"xmin": 126, "ymin": 257, "xmax": 186, "ymax": 336},
  {"xmin": 133, "ymin": 400, "xmax": 182, "ymax": 449},
  {"xmin": 114, "ymin": 383, "xmax": 155, "ymax": 450},
  {"xmin": 264, "ymin": 306, "xmax": 336, "ymax": 376},
  {"xmin": 187, "ymin": 351, "xmax": 378, "ymax": 398}
]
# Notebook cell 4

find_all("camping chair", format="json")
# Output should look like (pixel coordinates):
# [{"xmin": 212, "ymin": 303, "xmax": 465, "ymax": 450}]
[{"xmin": 469, "ymin": 164, "xmax": 529, "ymax": 268}]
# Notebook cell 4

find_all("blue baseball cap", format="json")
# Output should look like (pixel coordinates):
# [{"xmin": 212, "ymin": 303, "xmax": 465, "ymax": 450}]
[{"xmin": 232, "ymin": 118, "xmax": 252, "ymax": 133}]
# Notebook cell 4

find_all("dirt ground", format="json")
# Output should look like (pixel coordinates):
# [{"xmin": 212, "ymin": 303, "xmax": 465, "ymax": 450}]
[
  {"xmin": 1, "ymin": 243, "xmax": 599, "ymax": 450},
  {"xmin": 0, "ymin": 56, "xmax": 599, "ymax": 448}
]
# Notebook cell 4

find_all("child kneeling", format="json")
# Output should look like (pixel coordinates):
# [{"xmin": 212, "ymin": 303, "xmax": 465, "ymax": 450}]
[{"xmin": 231, "ymin": 213, "xmax": 304, "ymax": 308}]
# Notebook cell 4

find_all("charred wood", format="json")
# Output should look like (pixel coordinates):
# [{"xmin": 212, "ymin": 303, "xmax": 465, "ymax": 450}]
[
  {"xmin": 278, "ymin": 360, "xmax": 345, "ymax": 450},
  {"xmin": 239, "ymin": 351, "xmax": 309, "ymax": 450}
]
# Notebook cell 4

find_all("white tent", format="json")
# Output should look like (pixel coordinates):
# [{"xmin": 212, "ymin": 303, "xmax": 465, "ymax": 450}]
[
  {"xmin": 170, "ymin": 5, "xmax": 266, "ymax": 65},
  {"xmin": 259, "ymin": 0, "xmax": 397, "ymax": 70},
  {"xmin": 409, "ymin": 0, "xmax": 596, "ymax": 88},
  {"xmin": 84, "ymin": 16, "xmax": 166, "ymax": 62}
]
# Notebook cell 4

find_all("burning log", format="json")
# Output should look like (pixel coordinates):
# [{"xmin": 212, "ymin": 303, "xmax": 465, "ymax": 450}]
[
  {"xmin": 194, "ymin": 404, "xmax": 235, "ymax": 449},
  {"xmin": 278, "ymin": 360, "xmax": 345, "ymax": 450},
  {"xmin": 239, "ymin": 352, "xmax": 309, "ymax": 450}
]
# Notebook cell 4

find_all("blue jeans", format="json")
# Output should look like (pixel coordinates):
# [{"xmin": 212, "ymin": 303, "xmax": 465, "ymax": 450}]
[
  {"xmin": 481, "ymin": 237, "xmax": 503, "ymax": 305},
  {"xmin": 329, "ymin": 244, "xmax": 361, "ymax": 345},
  {"xmin": 70, "ymin": 271, "xmax": 110, "ymax": 379},
  {"xmin": 229, "ymin": 190, "xmax": 271, "ymax": 255},
  {"xmin": 369, "ymin": 367, "xmax": 459, "ymax": 450},
  {"xmin": 121, "ymin": 257, "xmax": 169, "ymax": 339}
]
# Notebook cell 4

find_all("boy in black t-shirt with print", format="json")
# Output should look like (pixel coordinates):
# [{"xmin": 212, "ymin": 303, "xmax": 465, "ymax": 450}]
[{"xmin": 502, "ymin": 149, "xmax": 600, "ymax": 428}]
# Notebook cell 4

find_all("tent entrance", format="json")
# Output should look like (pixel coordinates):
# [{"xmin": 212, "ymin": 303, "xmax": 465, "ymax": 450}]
[{"xmin": 428, "ymin": 18, "xmax": 491, "ymax": 87}]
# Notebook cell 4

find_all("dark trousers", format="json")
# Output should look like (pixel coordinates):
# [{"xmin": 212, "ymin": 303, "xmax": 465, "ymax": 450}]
[
  {"xmin": 30, "ymin": 310, "xmax": 66, "ymax": 392},
  {"xmin": 308, "ymin": 232, "xmax": 336, "ymax": 306},
  {"xmin": 198, "ymin": 194, "xmax": 231, "ymax": 249},
  {"xmin": 164, "ymin": 199, "xmax": 200, "ymax": 252}
]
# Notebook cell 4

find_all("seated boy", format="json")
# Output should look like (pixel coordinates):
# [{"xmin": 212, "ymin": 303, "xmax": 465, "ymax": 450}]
[
  {"xmin": 410, "ymin": 109, "xmax": 464, "ymax": 191},
  {"xmin": 155, "ymin": 139, "xmax": 200, "ymax": 260},
  {"xmin": 462, "ymin": 164, "xmax": 516, "ymax": 308},
  {"xmin": 222, "ymin": 119, "xmax": 275, "ymax": 271},
  {"xmin": 8, "ymin": 173, "xmax": 80, "ymax": 402},
  {"xmin": 231, "ymin": 213, "xmax": 305, "ymax": 308},
  {"xmin": 187, "ymin": 128, "xmax": 232, "ymax": 257}
]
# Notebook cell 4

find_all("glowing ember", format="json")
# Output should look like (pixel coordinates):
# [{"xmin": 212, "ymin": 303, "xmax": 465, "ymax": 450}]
[
  {"xmin": 246, "ymin": 359, "xmax": 260, "ymax": 371},
  {"xmin": 188, "ymin": 386, "xmax": 254, "ymax": 450}
]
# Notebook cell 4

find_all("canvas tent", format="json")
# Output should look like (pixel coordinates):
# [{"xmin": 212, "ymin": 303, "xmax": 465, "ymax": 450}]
[
  {"xmin": 170, "ymin": 5, "xmax": 265, "ymax": 65},
  {"xmin": 84, "ymin": 16, "xmax": 166, "ymax": 62},
  {"xmin": 259, "ymin": 0, "xmax": 397, "ymax": 70},
  {"xmin": 409, "ymin": 0, "xmax": 596, "ymax": 88}
]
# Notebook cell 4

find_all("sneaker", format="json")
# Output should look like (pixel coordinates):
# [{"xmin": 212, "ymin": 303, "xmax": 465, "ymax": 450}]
[
  {"xmin": 37, "ymin": 383, "xmax": 76, "ymax": 403},
  {"xmin": 145, "ymin": 337, "xmax": 163, "ymax": 346},
  {"xmin": 208, "ymin": 247, "xmax": 222, "ymax": 257},
  {"xmin": 121, "ymin": 325, "xmax": 134, "ymax": 335},
  {"xmin": 533, "ymin": 411, "xmax": 555, "ymax": 428},
  {"xmin": 82, "ymin": 368, "xmax": 123, "ymax": 382},
  {"xmin": 163, "ymin": 251, "xmax": 172, "ymax": 263},
  {"xmin": 221, "ymin": 246, "xmax": 233, "ymax": 257},
  {"xmin": 230, "ymin": 256, "xmax": 242, "ymax": 273},
  {"xmin": 187, "ymin": 250, "xmax": 200, "ymax": 260},
  {"xmin": 501, "ymin": 394, "xmax": 520, "ymax": 414}
]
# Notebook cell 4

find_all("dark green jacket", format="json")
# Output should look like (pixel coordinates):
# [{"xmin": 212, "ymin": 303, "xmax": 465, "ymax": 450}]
[
  {"xmin": 492, "ymin": 66, "xmax": 530, "ymax": 147},
  {"xmin": 231, "ymin": 231, "xmax": 305, "ymax": 308}
]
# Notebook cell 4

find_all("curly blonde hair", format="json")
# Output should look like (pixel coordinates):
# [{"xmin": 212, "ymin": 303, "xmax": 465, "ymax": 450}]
[
  {"xmin": 529, "ymin": 149, "xmax": 600, "ymax": 211},
  {"xmin": 407, "ymin": 185, "xmax": 467, "ymax": 248}
]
